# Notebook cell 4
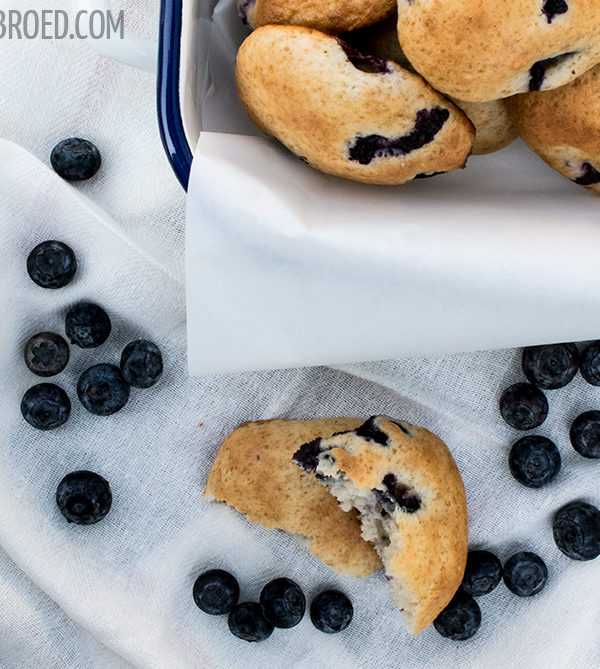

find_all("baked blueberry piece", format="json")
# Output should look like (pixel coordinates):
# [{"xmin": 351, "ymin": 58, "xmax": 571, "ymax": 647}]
[
  {"xmin": 580, "ymin": 341, "xmax": 600, "ymax": 385},
  {"xmin": 509, "ymin": 436, "xmax": 561, "ymax": 488},
  {"xmin": 228, "ymin": 602, "xmax": 273, "ymax": 642},
  {"xmin": 27, "ymin": 241, "xmax": 76, "ymax": 289},
  {"xmin": 51, "ymin": 138, "xmax": 101, "ymax": 181},
  {"xmin": 503, "ymin": 552, "xmax": 548, "ymax": 596},
  {"xmin": 310, "ymin": 590, "xmax": 353, "ymax": 634},
  {"xmin": 553, "ymin": 501, "xmax": 600, "ymax": 560},
  {"xmin": 21, "ymin": 383, "xmax": 70, "ymax": 430},
  {"xmin": 77, "ymin": 364, "xmax": 130, "ymax": 416},
  {"xmin": 56, "ymin": 471, "xmax": 112, "ymax": 524},
  {"xmin": 500, "ymin": 383, "xmax": 548, "ymax": 430},
  {"xmin": 293, "ymin": 415, "xmax": 468, "ymax": 635},
  {"xmin": 570, "ymin": 411, "xmax": 600, "ymax": 459},
  {"xmin": 260, "ymin": 578, "xmax": 305, "ymax": 628},
  {"xmin": 193, "ymin": 569, "xmax": 239, "ymax": 615},
  {"xmin": 433, "ymin": 589, "xmax": 481, "ymax": 640},
  {"xmin": 65, "ymin": 303, "xmax": 111, "ymax": 349},
  {"xmin": 461, "ymin": 550, "xmax": 503, "ymax": 597},
  {"xmin": 236, "ymin": 26, "xmax": 474, "ymax": 185},
  {"xmin": 522, "ymin": 343, "xmax": 579, "ymax": 389},
  {"xmin": 24, "ymin": 332, "xmax": 69, "ymax": 377}
]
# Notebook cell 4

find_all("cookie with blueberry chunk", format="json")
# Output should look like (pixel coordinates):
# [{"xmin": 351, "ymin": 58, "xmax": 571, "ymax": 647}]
[
  {"xmin": 342, "ymin": 15, "xmax": 518, "ymax": 155},
  {"xmin": 237, "ymin": 0, "xmax": 395, "ymax": 35},
  {"xmin": 293, "ymin": 415, "xmax": 468, "ymax": 635},
  {"xmin": 235, "ymin": 25, "xmax": 474, "ymax": 185},
  {"xmin": 204, "ymin": 418, "xmax": 380, "ymax": 578},
  {"xmin": 397, "ymin": 0, "xmax": 600, "ymax": 101},
  {"xmin": 507, "ymin": 64, "xmax": 600, "ymax": 194}
]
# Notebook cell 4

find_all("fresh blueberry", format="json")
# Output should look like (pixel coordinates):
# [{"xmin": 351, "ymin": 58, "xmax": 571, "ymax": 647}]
[
  {"xmin": 77, "ymin": 364, "xmax": 130, "ymax": 416},
  {"xmin": 580, "ymin": 341, "xmax": 600, "ymax": 386},
  {"xmin": 553, "ymin": 501, "xmax": 600, "ymax": 561},
  {"xmin": 522, "ymin": 343, "xmax": 578, "ymax": 389},
  {"xmin": 120, "ymin": 340, "xmax": 163, "ymax": 389},
  {"xmin": 27, "ymin": 241, "xmax": 76, "ymax": 289},
  {"xmin": 50, "ymin": 138, "xmax": 101, "ymax": 181},
  {"xmin": 433, "ymin": 589, "xmax": 481, "ymax": 640},
  {"xmin": 461, "ymin": 550, "xmax": 503, "ymax": 597},
  {"xmin": 193, "ymin": 569, "xmax": 239, "ymax": 615},
  {"xmin": 65, "ymin": 303, "xmax": 111, "ymax": 348},
  {"xmin": 21, "ymin": 383, "xmax": 70, "ymax": 430},
  {"xmin": 56, "ymin": 470, "xmax": 112, "ymax": 524},
  {"xmin": 228, "ymin": 602, "xmax": 274, "ymax": 642},
  {"xmin": 509, "ymin": 436, "xmax": 561, "ymax": 488},
  {"xmin": 260, "ymin": 577, "xmax": 305, "ymax": 628},
  {"xmin": 500, "ymin": 383, "xmax": 548, "ymax": 430},
  {"xmin": 503, "ymin": 552, "xmax": 547, "ymax": 596},
  {"xmin": 24, "ymin": 332, "xmax": 69, "ymax": 377},
  {"xmin": 570, "ymin": 411, "xmax": 600, "ymax": 459},
  {"xmin": 310, "ymin": 590, "xmax": 353, "ymax": 634}
]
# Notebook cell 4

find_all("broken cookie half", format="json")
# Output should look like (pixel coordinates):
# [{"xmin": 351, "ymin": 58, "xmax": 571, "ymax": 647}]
[{"xmin": 293, "ymin": 415, "xmax": 468, "ymax": 635}]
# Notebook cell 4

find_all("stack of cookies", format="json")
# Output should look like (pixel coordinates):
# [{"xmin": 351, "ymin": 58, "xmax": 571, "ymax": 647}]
[{"xmin": 233, "ymin": 0, "xmax": 600, "ymax": 193}]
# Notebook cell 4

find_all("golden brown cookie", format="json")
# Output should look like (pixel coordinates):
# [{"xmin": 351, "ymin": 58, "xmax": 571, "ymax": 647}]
[
  {"xmin": 451, "ymin": 99, "xmax": 518, "ymax": 155},
  {"xmin": 236, "ymin": 25, "xmax": 475, "ymax": 185},
  {"xmin": 237, "ymin": 0, "xmax": 395, "ymax": 35},
  {"xmin": 507, "ymin": 63, "xmax": 600, "ymax": 194},
  {"xmin": 204, "ymin": 418, "xmax": 381, "ymax": 577},
  {"xmin": 293, "ymin": 415, "xmax": 468, "ymax": 635},
  {"xmin": 397, "ymin": 0, "xmax": 600, "ymax": 101},
  {"xmin": 343, "ymin": 16, "xmax": 518, "ymax": 155}
]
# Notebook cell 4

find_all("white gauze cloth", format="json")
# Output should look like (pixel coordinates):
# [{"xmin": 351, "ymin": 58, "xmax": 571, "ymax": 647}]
[{"xmin": 0, "ymin": 1, "xmax": 599, "ymax": 668}]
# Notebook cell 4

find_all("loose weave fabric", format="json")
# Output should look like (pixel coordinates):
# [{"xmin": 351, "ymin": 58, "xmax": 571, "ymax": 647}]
[{"xmin": 0, "ymin": 1, "xmax": 599, "ymax": 668}]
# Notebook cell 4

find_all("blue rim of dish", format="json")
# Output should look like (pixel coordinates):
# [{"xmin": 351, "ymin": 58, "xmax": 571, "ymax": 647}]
[{"xmin": 157, "ymin": 0, "xmax": 193, "ymax": 190}]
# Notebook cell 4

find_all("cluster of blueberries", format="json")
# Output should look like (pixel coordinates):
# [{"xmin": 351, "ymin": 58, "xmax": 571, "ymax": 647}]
[
  {"xmin": 21, "ymin": 138, "xmax": 163, "ymax": 525},
  {"xmin": 24, "ymin": 238, "xmax": 162, "ymax": 524},
  {"xmin": 193, "ymin": 570, "xmax": 353, "ymax": 642},
  {"xmin": 434, "ymin": 549, "xmax": 548, "ymax": 641},
  {"xmin": 436, "ymin": 343, "xmax": 600, "ymax": 640}
]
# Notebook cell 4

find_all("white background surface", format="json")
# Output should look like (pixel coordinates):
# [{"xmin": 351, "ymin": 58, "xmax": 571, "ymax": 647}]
[
  {"xmin": 0, "ymin": 1, "xmax": 599, "ymax": 668},
  {"xmin": 184, "ymin": 0, "xmax": 600, "ymax": 374}
]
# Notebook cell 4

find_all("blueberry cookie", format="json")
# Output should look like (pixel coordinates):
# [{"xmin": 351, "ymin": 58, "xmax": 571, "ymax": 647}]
[
  {"xmin": 397, "ymin": 0, "xmax": 600, "ymax": 101},
  {"xmin": 293, "ymin": 415, "xmax": 468, "ymax": 635},
  {"xmin": 237, "ymin": 0, "xmax": 395, "ymax": 35},
  {"xmin": 343, "ymin": 16, "xmax": 518, "ymax": 155},
  {"xmin": 204, "ymin": 418, "xmax": 380, "ymax": 577},
  {"xmin": 507, "ymin": 64, "xmax": 600, "ymax": 194},
  {"xmin": 236, "ymin": 26, "xmax": 475, "ymax": 185}
]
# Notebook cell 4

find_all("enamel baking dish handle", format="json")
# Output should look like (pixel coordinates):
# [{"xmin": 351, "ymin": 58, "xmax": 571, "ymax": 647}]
[
  {"xmin": 77, "ymin": 0, "xmax": 158, "ymax": 72},
  {"xmin": 79, "ymin": 0, "xmax": 193, "ymax": 189}
]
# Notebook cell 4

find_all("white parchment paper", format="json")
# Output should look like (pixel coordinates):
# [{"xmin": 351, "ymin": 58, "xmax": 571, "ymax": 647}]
[{"xmin": 185, "ymin": 0, "xmax": 600, "ymax": 375}]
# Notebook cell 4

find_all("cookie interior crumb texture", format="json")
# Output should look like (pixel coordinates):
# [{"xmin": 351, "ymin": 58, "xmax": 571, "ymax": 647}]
[
  {"xmin": 293, "ymin": 415, "xmax": 468, "ymax": 635},
  {"xmin": 204, "ymin": 418, "xmax": 381, "ymax": 577}
]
